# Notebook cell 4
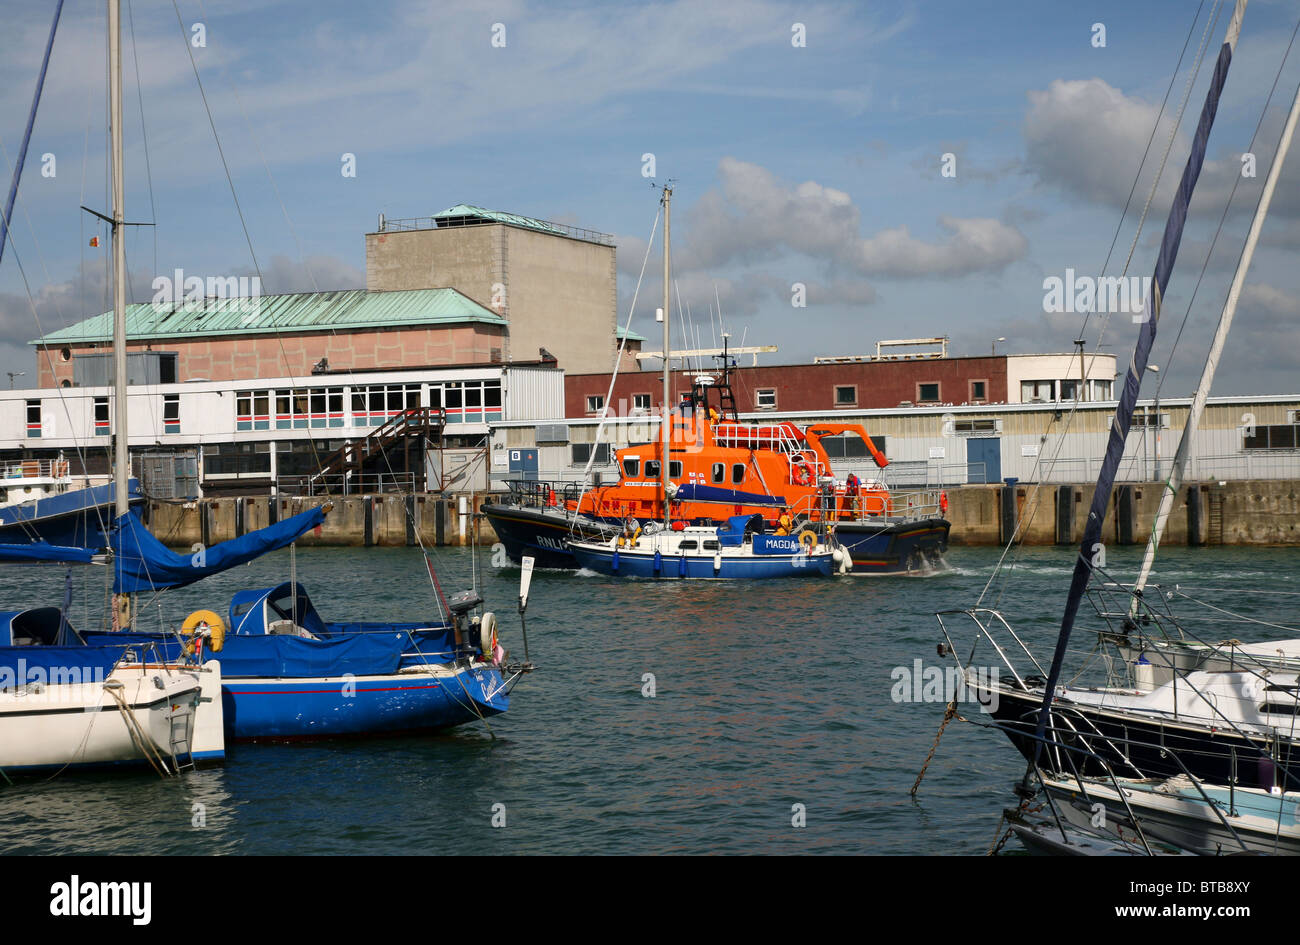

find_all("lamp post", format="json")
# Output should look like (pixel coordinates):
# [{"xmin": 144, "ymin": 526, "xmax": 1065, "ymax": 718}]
[
  {"xmin": 7, "ymin": 371, "xmax": 24, "ymax": 389},
  {"xmin": 1147, "ymin": 365, "xmax": 1161, "ymax": 481},
  {"xmin": 991, "ymin": 337, "xmax": 1006, "ymax": 356}
]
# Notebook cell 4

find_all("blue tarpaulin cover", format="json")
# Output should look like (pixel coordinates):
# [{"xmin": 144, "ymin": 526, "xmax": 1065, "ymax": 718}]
[
  {"xmin": 671, "ymin": 484, "xmax": 786, "ymax": 506},
  {"xmin": 85, "ymin": 630, "xmax": 407, "ymax": 679},
  {"xmin": 0, "ymin": 645, "xmax": 126, "ymax": 683},
  {"xmin": 0, "ymin": 543, "xmax": 95, "ymax": 565},
  {"xmin": 111, "ymin": 506, "xmax": 327, "ymax": 594}
]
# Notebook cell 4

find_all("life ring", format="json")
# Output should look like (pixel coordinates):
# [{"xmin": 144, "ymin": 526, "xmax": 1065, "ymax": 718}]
[
  {"xmin": 793, "ymin": 462, "xmax": 814, "ymax": 486},
  {"xmin": 181, "ymin": 609, "xmax": 225, "ymax": 653},
  {"xmin": 478, "ymin": 611, "xmax": 498, "ymax": 655},
  {"xmin": 797, "ymin": 529, "xmax": 818, "ymax": 551}
]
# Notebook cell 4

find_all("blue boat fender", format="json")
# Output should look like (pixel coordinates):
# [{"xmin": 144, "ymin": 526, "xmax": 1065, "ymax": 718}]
[
  {"xmin": 653, "ymin": 550, "xmax": 662, "ymax": 573},
  {"xmin": 611, "ymin": 549, "xmax": 620, "ymax": 572},
  {"xmin": 678, "ymin": 554, "xmax": 687, "ymax": 578}
]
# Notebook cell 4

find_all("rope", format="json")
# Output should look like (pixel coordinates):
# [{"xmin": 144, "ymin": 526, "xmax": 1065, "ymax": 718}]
[
  {"xmin": 910, "ymin": 700, "xmax": 959, "ymax": 796},
  {"xmin": 103, "ymin": 681, "xmax": 171, "ymax": 778}
]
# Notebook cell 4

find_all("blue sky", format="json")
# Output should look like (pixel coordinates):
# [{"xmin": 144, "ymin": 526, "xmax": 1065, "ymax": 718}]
[{"xmin": 1, "ymin": 0, "xmax": 1297, "ymax": 398}]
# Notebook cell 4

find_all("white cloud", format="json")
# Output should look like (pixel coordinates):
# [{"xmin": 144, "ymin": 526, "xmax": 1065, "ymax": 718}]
[{"xmin": 685, "ymin": 157, "xmax": 1027, "ymax": 278}]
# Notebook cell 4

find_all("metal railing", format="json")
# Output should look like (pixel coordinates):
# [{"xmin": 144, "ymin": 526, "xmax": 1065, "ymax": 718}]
[
  {"xmin": 1, "ymin": 458, "xmax": 70, "ymax": 480},
  {"xmin": 276, "ymin": 472, "xmax": 417, "ymax": 497},
  {"xmin": 377, "ymin": 214, "xmax": 615, "ymax": 246}
]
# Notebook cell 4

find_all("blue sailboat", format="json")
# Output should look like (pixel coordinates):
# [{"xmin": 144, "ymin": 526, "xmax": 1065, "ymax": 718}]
[
  {"xmin": 568, "ymin": 514, "xmax": 838, "ymax": 579},
  {"xmin": 88, "ymin": 504, "xmax": 525, "ymax": 741}
]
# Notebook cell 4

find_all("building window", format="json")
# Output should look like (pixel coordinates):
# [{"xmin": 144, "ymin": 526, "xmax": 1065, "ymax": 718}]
[
  {"xmin": 586, "ymin": 394, "xmax": 605, "ymax": 415},
  {"xmin": 25, "ymin": 400, "xmax": 40, "ymax": 438},
  {"xmin": 755, "ymin": 389, "xmax": 776, "ymax": 410},
  {"xmin": 1090, "ymin": 379, "xmax": 1113, "ymax": 401},
  {"xmin": 632, "ymin": 393, "xmax": 651, "ymax": 412},
  {"xmin": 970, "ymin": 380, "xmax": 987, "ymax": 403},
  {"xmin": 163, "ymin": 394, "xmax": 180, "ymax": 434},
  {"xmin": 917, "ymin": 383, "xmax": 940, "ymax": 404},
  {"xmin": 1060, "ymin": 379, "xmax": 1080, "ymax": 401},
  {"xmin": 93, "ymin": 397, "xmax": 110, "ymax": 436},
  {"xmin": 819, "ymin": 433, "xmax": 882, "ymax": 458},
  {"xmin": 202, "ymin": 441, "xmax": 271, "ymax": 476},
  {"xmin": 1021, "ymin": 379, "xmax": 1054, "ymax": 403},
  {"xmin": 834, "ymin": 385, "xmax": 857, "ymax": 407},
  {"xmin": 1129, "ymin": 412, "xmax": 1167, "ymax": 429},
  {"xmin": 953, "ymin": 418, "xmax": 998, "ymax": 435},
  {"xmin": 1245, "ymin": 424, "xmax": 1299, "ymax": 451},
  {"xmin": 352, "ymin": 383, "xmax": 421, "ymax": 426},
  {"xmin": 571, "ymin": 442, "xmax": 610, "ymax": 465}
]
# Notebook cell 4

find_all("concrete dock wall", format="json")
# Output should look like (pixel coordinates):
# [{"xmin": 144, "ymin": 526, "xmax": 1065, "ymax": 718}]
[
  {"xmin": 147, "ymin": 494, "xmax": 490, "ymax": 549},
  {"xmin": 145, "ymin": 480, "xmax": 1300, "ymax": 548}
]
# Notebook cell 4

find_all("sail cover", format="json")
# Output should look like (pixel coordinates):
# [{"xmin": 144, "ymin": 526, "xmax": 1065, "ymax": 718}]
[
  {"xmin": 0, "ymin": 542, "xmax": 96, "ymax": 565},
  {"xmin": 111, "ymin": 505, "xmax": 328, "ymax": 594},
  {"xmin": 1033, "ymin": 0, "xmax": 1247, "ymax": 748}
]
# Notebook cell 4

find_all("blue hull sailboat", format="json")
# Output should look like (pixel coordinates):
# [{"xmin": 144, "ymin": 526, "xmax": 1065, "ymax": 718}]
[
  {"xmin": 88, "ymin": 505, "xmax": 521, "ymax": 741},
  {"xmin": 568, "ymin": 516, "xmax": 837, "ymax": 579}
]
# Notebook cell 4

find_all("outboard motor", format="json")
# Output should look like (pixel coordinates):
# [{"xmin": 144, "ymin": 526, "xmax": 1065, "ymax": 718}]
[{"xmin": 447, "ymin": 589, "xmax": 483, "ymax": 645}]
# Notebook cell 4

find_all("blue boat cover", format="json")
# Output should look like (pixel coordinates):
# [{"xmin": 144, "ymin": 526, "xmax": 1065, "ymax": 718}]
[
  {"xmin": 84, "ymin": 630, "xmax": 407, "ymax": 679},
  {"xmin": 716, "ymin": 514, "xmax": 762, "ymax": 546},
  {"xmin": 111, "ymin": 506, "xmax": 327, "ymax": 593},
  {"xmin": 228, "ymin": 583, "xmax": 329, "ymax": 637},
  {"xmin": 0, "ymin": 542, "xmax": 95, "ymax": 565},
  {"xmin": 671, "ymin": 484, "xmax": 786, "ymax": 506},
  {"xmin": 0, "ymin": 607, "xmax": 83, "ymax": 646},
  {"xmin": 0, "ymin": 644, "xmax": 126, "ymax": 685}
]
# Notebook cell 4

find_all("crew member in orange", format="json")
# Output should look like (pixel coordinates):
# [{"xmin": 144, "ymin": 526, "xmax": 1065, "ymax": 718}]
[
  {"xmin": 844, "ymin": 473, "xmax": 861, "ymax": 519},
  {"xmin": 776, "ymin": 511, "xmax": 792, "ymax": 536}
]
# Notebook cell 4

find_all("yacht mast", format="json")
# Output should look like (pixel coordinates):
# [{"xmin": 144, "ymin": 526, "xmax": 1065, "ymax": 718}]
[
  {"xmin": 1132, "ymin": 80, "xmax": 1300, "ymax": 607},
  {"xmin": 110, "ymin": 0, "xmax": 127, "ymax": 521},
  {"xmin": 108, "ymin": 0, "xmax": 131, "ymax": 629},
  {"xmin": 661, "ymin": 184, "xmax": 672, "ymax": 528}
]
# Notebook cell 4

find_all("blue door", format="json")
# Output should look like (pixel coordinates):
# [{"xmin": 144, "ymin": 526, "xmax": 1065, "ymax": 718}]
[
  {"xmin": 508, "ymin": 449, "xmax": 539, "ymax": 481},
  {"xmin": 966, "ymin": 438, "xmax": 1001, "ymax": 484}
]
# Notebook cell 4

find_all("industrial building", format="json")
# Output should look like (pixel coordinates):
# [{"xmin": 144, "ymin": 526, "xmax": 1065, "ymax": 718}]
[
  {"xmin": 565, "ymin": 338, "xmax": 1118, "ymax": 418},
  {"xmin": 488, "ymin": 393, "xmax": 1300, "ymax": 489}
]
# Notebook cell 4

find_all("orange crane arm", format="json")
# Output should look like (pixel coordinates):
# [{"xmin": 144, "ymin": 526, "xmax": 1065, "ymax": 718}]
[{"xmin": 805, "ymin": 424, "xmax": 889, "ymax": 469}]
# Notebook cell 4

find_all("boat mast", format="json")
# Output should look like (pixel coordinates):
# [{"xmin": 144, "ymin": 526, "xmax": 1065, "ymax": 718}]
[
  {"xmin": 109, "ymin": 0, "xmax": 130, "ymax": 627},
  {"xmin": 1132, "ymin": 80, "xmax": 1300, "ymax": 609},
  {"xmin": 1031, "ymin": 0, "xmax": 1247, "ymax": 750},
  {"xmin": 661, "ymin": 184, "xmax": 672, "ymax": 528}
]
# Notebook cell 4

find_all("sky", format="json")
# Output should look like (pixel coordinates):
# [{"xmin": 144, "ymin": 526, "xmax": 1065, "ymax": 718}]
[{"xmin": 0, "ymin": 0, "xmax": 1297, "ymax": 400}]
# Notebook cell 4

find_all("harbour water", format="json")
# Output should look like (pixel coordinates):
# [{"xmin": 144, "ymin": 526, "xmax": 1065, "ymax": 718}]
[{"xmin": 1, "ymin": 543, "xmax": 1296, "ymax": 855}]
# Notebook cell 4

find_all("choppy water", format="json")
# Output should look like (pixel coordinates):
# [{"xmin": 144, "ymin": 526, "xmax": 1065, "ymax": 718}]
[{"xmin": 1, "ymin": 541, "xmax": 1297, "ymax": 855}]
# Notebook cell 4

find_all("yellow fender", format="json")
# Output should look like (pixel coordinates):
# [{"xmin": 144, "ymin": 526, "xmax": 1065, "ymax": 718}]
[
  {"xmin": 181, "ymin": 609, "xmax": 225, "ymax": 653},
  {"xmin": 797, "ymin": 529, "xmax": 818, "ymax": 552}
]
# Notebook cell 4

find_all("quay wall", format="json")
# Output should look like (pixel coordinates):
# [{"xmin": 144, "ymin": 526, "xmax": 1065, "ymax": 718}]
[{"xmin": 145, "ymin": 480, "xmax": 1300, "ymax": 548}]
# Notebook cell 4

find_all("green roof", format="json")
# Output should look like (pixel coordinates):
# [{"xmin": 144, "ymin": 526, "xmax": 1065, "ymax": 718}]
[
  {"xmin": 432, "ymin": 205, "xmax": 615, "ymax": 245},
  {"xmin": 434, "ymin": 204, "xmax": 567, "ymax": 235},
  {"xmin": 616, "ymin": 326, "xmax": 647, "ymax": 343},
  {"xmin": 32, "ymin": 288, "xmax": 506, "ymax": 346}
]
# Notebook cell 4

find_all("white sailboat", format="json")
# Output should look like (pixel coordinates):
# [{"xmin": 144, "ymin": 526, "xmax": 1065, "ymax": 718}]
[{"xmin": 0, "ymin": 0, "xmax": 223, "ymax": 777}]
